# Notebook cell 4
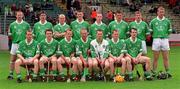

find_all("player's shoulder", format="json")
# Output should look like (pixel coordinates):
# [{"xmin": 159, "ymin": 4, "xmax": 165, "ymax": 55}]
[
  {"xmin": 46, "ymin": 21, "xmax": 53, "ymax": 25},
  {"xmin": 70, "ymin": 20, "xmax": 77, "ymax": 25},
  {"xmin": 90, "ymin": 39, "xmax": 96, "ymax": 44},
  {"xmin": 129, "ymin": 21, "xmax": 135, "ymax": 25},
  {"xmin": 103, "ymin": 39, "xmax": 109, "ymax": 45},
  {"xmin": 150, "ymin": 17, "xmax": 157, "ymax": 23},
  {"xmin": 23, "ymin": 21, "xmax": 30, "ymax": 24},
  {"xmin": 125, "ymin": 38, "xmax": 130, "ymax": 42},
  {"xmin": 19, "ymin": 40, "xmax": 26, "ymax": 45},
  {"xmin": 9, "ymin": 21, "xmax": 17, "ymax": 26},
  {"xmin": 109, "ymin": 20, "xmax": 115, "ymax": 25},
  {"xmin": 34, "ymin": 21, "xmax": 40, "ymax": 26}
]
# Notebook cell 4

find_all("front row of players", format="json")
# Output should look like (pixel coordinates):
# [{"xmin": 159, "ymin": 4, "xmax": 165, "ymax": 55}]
[{"xmin": 14, "ymin": 28, "xmax": 152, "ymax": 83}]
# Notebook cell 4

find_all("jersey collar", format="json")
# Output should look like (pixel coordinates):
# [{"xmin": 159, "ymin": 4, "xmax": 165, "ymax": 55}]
[
  {"xmin": 58, "ymin": 22, "xmax": 66, "ymax": 26},
  {"xmin": 95, "ymin": 21, "xmax": 103, "ymax": 26},
  {"xmin": 112, "ymin": 38, "xmax": 119, "ymax": 44},
  {"xmin": 65, "ymin": 37, "xmax": 72, "ymax": 43},
  {"xmin": 76, "ymin": 19, "xmax": 84, "ymax": 24},
  {"xmin": 15, "ymin": 20, "xmax": 24, "ymax": 24},
  {"xmin": 130, "ymin": 37, "xmax": 137, "ymax": 43},
  {"xmin": 45, "ymin": 38, "xmax": 53, "ymax": 44},
  {"xmin": 135, "ymin": 20, "xmax": 142, "ymax": 24},
  {"xmin": 115, "ymin": 19, "xmax": 123, "ymax": 24},
  {"xmin": 39, "ymin": 20, "xmax": 47, "ymax": 25},
  {"xmin": 25, "ymin": 39, "xmax": 33, "ymax": 45},
  {"xmin": 157, "ymin": 16, "xmax": 165, "ymax": 21},
  {"xmin": 81, "ymin": 37, "xmax": 88, "ymax": 43}
]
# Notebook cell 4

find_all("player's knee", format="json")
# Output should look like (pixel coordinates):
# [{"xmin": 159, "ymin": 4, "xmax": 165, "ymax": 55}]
[
  {"xmin": 15, "ymin": 59, "xmax": 21, "ymax": 65},
  {"xmin": 51, "ymin": 58, "xmax": 57, "ymax": 63},
  {"xmin": 88, "ymin": 61, "xmax": 93, "ymax": 67},
  {"xmin": 105, "ymin": 63, "xmax": 110, "ymax": 68},
  {"xmin": 121, "ymin": 58, "xmax": 126, "ymax": 64},
  {"xmin": 78, "ymin": 60, "xmax": 82, "ymax": 65},
  {"xmin": 33, "ymin": 59, "xmax": 38, "ymax": 65},
  {"xmin": 109, "ymin": 59, "xmax": 114, "ymax": 64},
  {"xmin": 93, "ymin": 61, "xmax": 98, "ymax": 67}
]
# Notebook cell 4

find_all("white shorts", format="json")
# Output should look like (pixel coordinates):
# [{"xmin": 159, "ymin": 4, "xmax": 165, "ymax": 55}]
[
  {"xmin": 141, "ymin": 41, "xmax": 147, "ymax": 54},
  {"xmin": 152, "ymin": 38, "xmax": 170, "ymax": 51},
  {"xmin": 10, "ymin": 43, "xmax": 19, "ymax": 55}
]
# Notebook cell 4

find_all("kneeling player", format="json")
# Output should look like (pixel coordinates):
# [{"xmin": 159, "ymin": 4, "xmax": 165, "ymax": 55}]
[
  {"xmin": 15, "ymin": 30, "xmax": 39, "ymax": 83},
  {"xmin": 125, "ymin": 28, "xmax": 152, "ymax": 80},
  {"xmin": 39, "ymin": 29, "xmax": 59, "ymax": 81}
]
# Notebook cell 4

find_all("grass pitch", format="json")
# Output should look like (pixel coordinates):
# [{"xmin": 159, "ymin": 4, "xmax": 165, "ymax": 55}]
[{"xmin": 0, "ymin": 47, "xmax": 180, "ymax": 89}]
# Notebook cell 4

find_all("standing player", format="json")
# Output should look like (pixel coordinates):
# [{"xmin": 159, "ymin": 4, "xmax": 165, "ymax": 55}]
[
  {"xmin": 76, "ymin": 28, "xmax": 92, "ymax": 82},
  {"xmin": 53, "ymin": 14, "xmax": 70, "ymax": 41},
  {"xmin": 108, "ymin": 30, "xmax": 132, "ymax": 80},
  {"xmin": 150, "ymin": 6, "xmax": 172, "ymax": 77},
  {"xmin": 70, "ymin": 10, "xmax": 89, "ymax": 40},
  {"xmin": 57, "ymin": 29, "xmax": 77, "ymax": 82},
  {"xmin": 89, "ymin": 13, "xmax": 108, "ymax": 39},
  {"xmin": 125, "ymin": 28, "xmax": 152, "ymax": 80},
  {"xmin": 33, "ymin": 11, "xmax": 53, "ymax": 42},
  {"xmin": 39, "ymin": 29, "xmax": 59, "ymax": 80},
  {"xmin": 108, "ymin": 10, "xmax": 129, "ymax": 39},
  {"xmin": 15, "ymin": 30, "xmax": 39, "ymax": 83},
  {"xmin": 90, "ymin": 29, "xmax": 109, "ymax": 79},
  {"xmin": 129, "ymin": 11, "xmax": 150, "ymax": 55},
  {"xmin": 8, "ymin": 11, "xmax": 30, "ymax": 79}
]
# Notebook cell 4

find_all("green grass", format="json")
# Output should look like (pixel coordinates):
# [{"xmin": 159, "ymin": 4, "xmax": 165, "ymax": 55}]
[{"xmin": 0, "ymin": 47, "xmax": 180, "ymax": 89}]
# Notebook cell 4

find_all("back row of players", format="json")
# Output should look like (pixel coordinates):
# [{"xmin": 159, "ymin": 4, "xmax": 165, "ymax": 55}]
[{"xmin": 7, "ymin": 6, "xmax": 172, "ymax": 83}]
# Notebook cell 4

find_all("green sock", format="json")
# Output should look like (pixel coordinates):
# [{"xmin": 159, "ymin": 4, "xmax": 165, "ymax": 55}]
[
  {"xmin": 128, "ymin": 72, "xmax": 133, "ymax": 78},
  {"xmin": 17, "ymin": 73, "xmax": 21, "ymax": 79},
  {"xmin": 40, "ymin": 69, "xmax": 45, "ymax": 76},
  {"xmin": 52, "ymin": 70, "xmax": 57, "ymax": 76},
  {"xmin": 83, "ymin": 68, "xmax": 88, "ymax": 77},
  {"xmin": 144, "ymin": 71, "xmax": 150, "ymax": 78},
  {"xmin": 72, "ymin": 72, "xmax": 76, "ymax": 78},
  {"xmin": 9, "ymin": 71, "xmax": 13, "ymax": 76},
  {"xmin": 115, "ymin": 67, "xmax": 120, "ymax": 75},
  {"xmin": 166, "ymin": 68, "xmax": 170, "ymax": 73}
]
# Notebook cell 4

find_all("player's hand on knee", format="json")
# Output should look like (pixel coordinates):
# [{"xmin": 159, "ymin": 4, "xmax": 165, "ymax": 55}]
[
  {"xmin": 23, "ymin": 59, "xmax": 28, "ymax": 65},
  {"xmin": 133, "ymin": 58, "xmax": 138, "ymax": 64}
]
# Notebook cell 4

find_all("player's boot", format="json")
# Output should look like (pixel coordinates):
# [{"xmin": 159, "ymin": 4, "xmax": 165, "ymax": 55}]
[
  {"xmin": 151, "ymin": 70, "xmax": 157, "ymax": 78},
  {"xmin": 144, "ymin": 72, "xmax": 153, "ymax": 81},
  {"xmin": 7, "ymin": 75, "xmax": 14, "ymax": 80},
  {"xmin": 167, "ymin": 73, "xmax": 172, "ymax": 78},
  {"xmin": 80, "ymin": 76, "xmax": 86, "ymax": 82},
  {"xmin": 32, "ymin": 74, "xmax": 38, "ymax": 82},
  {"xmin": 17, "ymin": 78, "xmax": 22, "ymax": 83}
]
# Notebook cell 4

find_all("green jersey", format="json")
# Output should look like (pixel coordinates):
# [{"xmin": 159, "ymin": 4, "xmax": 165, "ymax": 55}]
[
  {"xmin": 108, "ymin": 20, "xmax": 129, "ymax": 39},
  {"xmin": 9, "ymin": 20, "xmax": 30, "ymax": 43},
  {"xmin": 76, "ymin": 37, "xmax": 92, "ymax": 58},
  {"xmin": 70, "ymin": 19, "xmax": 89, "ymax": 40},
  {"xmin": 33, "ymin": 21, "xmax": 53, "ymax": 42},
  {"xmin": 53, "ymin": 23, "xmax": 70, "ymax": 41},
  {"xmin": 39, "ymin": 38, "xmax": 58, "ymax": 57},
  {"xmin": 89, "ymin": 22, "xmax": 108, "ymax": 39},
  {"xmin": 59, "ymin": 38, "xmax": 76, "ymax": 57},
  {"xmin": 16, "ymin": 39, "xmax": 39, "ymax": 59},
  {"xmin": 150, "ymin": 17, "xmax": 172, "ymax": 38},
  {"xmin": 129, "ymin": 20, "xmax": 150, "ymax": 40},
  {"xmin": 109, "ymin": 39, "xmax": 126, "ymax": 57},
  {"xmin": 125, "ymin": 37, "xmax": 142, "ymax": 58}
]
